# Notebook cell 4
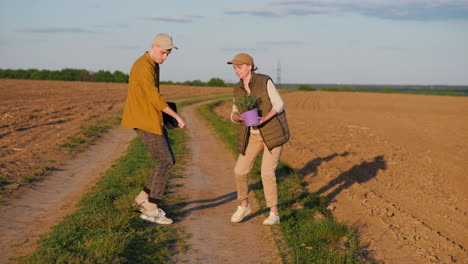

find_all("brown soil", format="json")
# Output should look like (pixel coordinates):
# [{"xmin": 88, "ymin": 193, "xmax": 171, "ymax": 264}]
[
  {"xmin": 215, "ymin": 91, "xmax": 468, "ymax": 264},
  {"xmin": 0, "ymin": 79, "xmax": 230, "ymax": 202}
]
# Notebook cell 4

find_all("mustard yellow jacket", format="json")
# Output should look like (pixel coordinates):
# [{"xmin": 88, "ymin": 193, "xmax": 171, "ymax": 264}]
[{"xmin": 121, "ymin": 52, "xmax": 168, "ymax": 135}]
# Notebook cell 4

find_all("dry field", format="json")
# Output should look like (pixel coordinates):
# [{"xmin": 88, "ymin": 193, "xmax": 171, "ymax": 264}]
[
  {"xmin": 216, "ymin": 91, "xmax": 468, "ymax": 264},
  {"xmin": 0, "ymin": 79, "xmax": 230, "ymax": 201}
]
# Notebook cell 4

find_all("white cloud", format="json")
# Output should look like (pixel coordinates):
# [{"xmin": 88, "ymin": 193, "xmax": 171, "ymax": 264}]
[
  {"xmin": 144, "ymin": 14, "xmax": 203, "ymax": 23},
  {"xmin": 16, "ymin": 27, "xmax": 94, "ymax": 34},
  {"xmin": 250, "ymin": 0, "xmax": 468, "ymax": 20},
  {"xmin": 106, "ymin": 45, "xmax": 140, "ymax": 50},
  {"xmin": 225, "ymin": 7, "xmax": 281, "ymax": 17},
  {"xmin": 222, "ymin": 47, "xmax": 263, "ymax": 53},
  {"xmin": 225, "ymin": 6, "xmax": 333, "ymax": 16},
  {"xmin": 94, "ymin": 23, "xmax": 129, "ymax": 29},
  {"xmin": 257, "ymin": 40, "xmax": 306, "ymax": 45}
]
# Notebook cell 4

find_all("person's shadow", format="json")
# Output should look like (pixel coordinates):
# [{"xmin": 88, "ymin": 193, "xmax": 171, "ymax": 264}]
[
  {"xmin": 316, "ymin": 155, "xmax": 386, "ymax": 203},
  {"xmin": 172, "ymin": 192, "xmax": 237, "ymax": 217},
  {"xmin": 297, "ymin": 152, "xmax": 350, "ymax": 177},
  {"xmin": 243, "ymin": 152, "xmax": 350, "ymax": 222}
]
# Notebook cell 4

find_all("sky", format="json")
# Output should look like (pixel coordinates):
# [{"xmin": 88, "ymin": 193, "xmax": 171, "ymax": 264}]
[{"xmin": 1, "ymin": 0, "xmax": 468, "ymax": 85}]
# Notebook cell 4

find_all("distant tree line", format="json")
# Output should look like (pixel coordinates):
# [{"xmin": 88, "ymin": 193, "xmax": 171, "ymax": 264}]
[
  {"xmin": 297, "ymin": 84, "xmax": 354, "ymax": 92},
  {"xmin": 0, "ymin": 68, "xmax": 230, "ymax": 87},
  {"xmin": 161, "ymin": 77, "xmax": 227, "ymax": 87},
  {"xmin": 0, "ymin": 68, "xmax": 129, "ymax": 83},
  {"xmin": 295, "ymin": 84, "xmax": 467, "ymax": 96}
]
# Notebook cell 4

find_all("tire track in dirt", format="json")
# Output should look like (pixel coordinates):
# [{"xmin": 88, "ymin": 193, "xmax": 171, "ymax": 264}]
[
  {"xmin": 344, "ymin": 182, "xmax": 466, "ymax": 263},
  {"xmin": 302, "ymin": 122, "xmax": 467, "ymax": 264},
  {"xmin": 0, "ymin": 128, "xmax": 136, "ymax": 263},
  {"xmin": 171, "ymin": 103, "xmax": 282, "ymax": 264}
]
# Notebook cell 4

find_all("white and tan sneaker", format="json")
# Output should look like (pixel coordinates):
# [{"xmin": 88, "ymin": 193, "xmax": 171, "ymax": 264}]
[
  {"xmin": 134, "ymin": 191, "xmax": 149, "ymax": 206},
  {"xmin": 135, "ymin": 199, "xmax": 157, "ymax": 214},
  {"xmin": 263, "ymin": 212, "xmax": 280, "ymax": 225},
  {"xmin": 140, "ymin": 208, "xmax": 173, "ymax": 225},
  {"xmin": 231, "ymin": 205, "xmax": 252, "ymax": 223}
]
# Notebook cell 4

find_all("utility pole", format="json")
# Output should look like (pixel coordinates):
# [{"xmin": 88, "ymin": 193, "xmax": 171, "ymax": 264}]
[{"xmin": 276, "ymin": 60, "xmax": 281, "ymax": 88}]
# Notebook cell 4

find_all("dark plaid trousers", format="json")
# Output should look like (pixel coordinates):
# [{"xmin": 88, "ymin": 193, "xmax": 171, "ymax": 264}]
[{"xmin": 134, "ymin": 128, "xmax": 175, "ymax": 203}]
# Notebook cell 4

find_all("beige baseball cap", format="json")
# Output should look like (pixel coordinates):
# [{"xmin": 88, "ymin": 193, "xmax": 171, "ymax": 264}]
[
  {"xmin": 227, "ymin": 53, "xmax": 257, "ymax": 70},
  {"xmin": 152, "ymin": 33, "xmax": 178, "ymax": 50}
]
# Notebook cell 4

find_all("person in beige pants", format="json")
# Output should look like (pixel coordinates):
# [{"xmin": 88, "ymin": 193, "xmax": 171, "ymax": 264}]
[{"xmin": 227, "ymin": 53, "xmax": 290, "ymax": 225}]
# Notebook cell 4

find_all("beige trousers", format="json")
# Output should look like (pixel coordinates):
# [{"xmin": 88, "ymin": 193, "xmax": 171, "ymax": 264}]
[{"xmin": 234, "ymin": 134, "xmax": 283, "ymax": 208}]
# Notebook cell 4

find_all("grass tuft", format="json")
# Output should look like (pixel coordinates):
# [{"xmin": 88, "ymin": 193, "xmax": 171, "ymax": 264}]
[{"xmin": 57, "ymin": 119, "xmax": 115, "ymax": 152}]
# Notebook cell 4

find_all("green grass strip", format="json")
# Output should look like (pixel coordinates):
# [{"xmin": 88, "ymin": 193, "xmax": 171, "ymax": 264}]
[
  {"xmin": 25, "ymin": 128, "xmax": 187, "ymax": 264},
  {"xmin": 176, "ymin": 94, "xmax": 232, "ymax": 108},
  {"xmin": 57, "ymin": 115, "xmax": 122, "ymax": 153},
  {"xmin": 197, "ymin": 101, "xmax": 375, "ymax": 264}
]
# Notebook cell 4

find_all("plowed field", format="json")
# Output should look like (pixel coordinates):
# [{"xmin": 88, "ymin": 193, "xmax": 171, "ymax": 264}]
[{"xmin": 215, "ymin": 91, "xmax": 468, "ymax": 264}]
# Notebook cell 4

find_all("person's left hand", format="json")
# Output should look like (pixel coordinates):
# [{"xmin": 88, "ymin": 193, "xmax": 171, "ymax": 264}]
[{"xmin": 252, "ymin": 117, "xmax": 266, "ymax": 127}]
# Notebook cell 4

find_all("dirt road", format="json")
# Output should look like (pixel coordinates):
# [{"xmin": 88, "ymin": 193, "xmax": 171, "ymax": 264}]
[{"xmin": 172, "ymin": 103, "xmax": 281, "ymax": 264}]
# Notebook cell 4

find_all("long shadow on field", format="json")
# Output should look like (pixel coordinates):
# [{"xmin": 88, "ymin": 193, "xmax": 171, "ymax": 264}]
[
  {"xmin": 298, "ymin": 152, "xmax": 350, "ymax": 178},
  {"xmin": 317, "ymin": 155, "xmax": 386, "ymax": 203},
  {"xmin": 239, "ymin": 152, "xmax": 351, "ymax": 222},
  {"xmin": 175, "ymin": 191, "xmax": 237, "ymax": 217}
]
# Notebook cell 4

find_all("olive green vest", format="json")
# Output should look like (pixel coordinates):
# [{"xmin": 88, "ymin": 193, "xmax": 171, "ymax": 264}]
[{"xmin": 233, "ymin": 72, "xmax": 290, "ymax": 155}]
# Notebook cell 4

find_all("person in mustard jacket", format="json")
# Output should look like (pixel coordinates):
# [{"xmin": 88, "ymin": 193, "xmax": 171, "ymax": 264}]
[{"xmin": 121, "ymin": 33, "xmax": 186, "ymax": 225}]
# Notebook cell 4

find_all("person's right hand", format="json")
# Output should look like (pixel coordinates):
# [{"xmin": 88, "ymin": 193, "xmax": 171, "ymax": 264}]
[
  {"xmin": 234, "ymin": 113, "xmax": 245, "ymax": 122},
  {"xmin": 177, "ymin": 117, "xmax": 187, "ymax": 128}
]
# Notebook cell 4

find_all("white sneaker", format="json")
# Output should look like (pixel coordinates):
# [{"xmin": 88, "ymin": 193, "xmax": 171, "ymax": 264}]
[
  {"xmin": 263, "ymin": 212, "xmax": 280, "ymax": 225},
  {"xmin": 140, "ymin": 208, "xmax": 173, "ymax": 225},
  {"xmin": 231, "ymin": 205, "xmax": 252, "ymax": 223},
  {"xmin": 135, "ymin": 199, "xmax": 157, "ymax": 213},
  {"xmin": 134, "ymin": 191, "xmax": 149, "ymax": 206}
]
